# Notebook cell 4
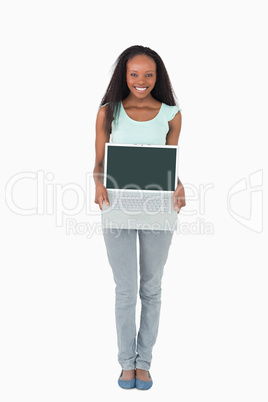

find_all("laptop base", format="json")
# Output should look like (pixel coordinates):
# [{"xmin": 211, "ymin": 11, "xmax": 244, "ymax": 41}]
[{"xmin": 101, "ymin": 202, "xmax": 178, "ymax": 231}]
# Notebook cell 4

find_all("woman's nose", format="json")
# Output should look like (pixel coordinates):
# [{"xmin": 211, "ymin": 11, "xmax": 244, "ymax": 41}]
[{"xmin": 137, "ymin": 79, "xmax": 146, "ymax": 85}]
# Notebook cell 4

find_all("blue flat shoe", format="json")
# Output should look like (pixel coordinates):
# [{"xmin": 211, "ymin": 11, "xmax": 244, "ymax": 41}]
[
  {"xmin": 135, "ymin": 371, "xmax": 153, "ymax": 390},
  {"xmin": 118, "ymin": 370, "xmax": 136, "ymax": 389}
]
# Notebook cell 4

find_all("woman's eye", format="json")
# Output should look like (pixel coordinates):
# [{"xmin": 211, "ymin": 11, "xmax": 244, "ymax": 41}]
[{"xmin": 130, "ymin": 73, "xmax": 153, "ymax": 77}]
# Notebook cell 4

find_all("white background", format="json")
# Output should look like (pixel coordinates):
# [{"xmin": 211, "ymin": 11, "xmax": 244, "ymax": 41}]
[{"xmin": 1, "ymin": 0, "xmax": 267, "ymax": 401}]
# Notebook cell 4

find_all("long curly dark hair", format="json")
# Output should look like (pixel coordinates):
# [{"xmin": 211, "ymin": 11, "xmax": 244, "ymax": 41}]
[{"xmin": 100, "ymin": 45, "xmax": 179, "ymax": 134}]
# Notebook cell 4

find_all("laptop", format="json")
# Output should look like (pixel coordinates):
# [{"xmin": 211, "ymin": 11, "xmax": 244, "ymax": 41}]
[{"xmin": 101, "ymin": 143, "xmax": 179, "ymax": 231}]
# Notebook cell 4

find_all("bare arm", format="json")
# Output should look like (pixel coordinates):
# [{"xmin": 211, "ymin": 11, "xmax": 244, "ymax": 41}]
[
  {"xmin": 166, "ymin": 111, "xmax": 182, "ymax": 184},
  {"xmin": 93, "ymin": 105, "xmax": 110, "ymax": 210},
  {"xmin": 166, "ymin": 111, "xmax": 186, "ymax": 212}
]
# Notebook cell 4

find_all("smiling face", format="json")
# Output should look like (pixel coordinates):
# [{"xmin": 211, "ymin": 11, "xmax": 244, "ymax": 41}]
[{"xmin": 126, "ymin": 54, "xmax": 157, "ymax": 99}]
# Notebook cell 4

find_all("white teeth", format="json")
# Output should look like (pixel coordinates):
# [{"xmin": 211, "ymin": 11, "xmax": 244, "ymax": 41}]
[{"xmin": 135, "ymin": 87, "xmax": 147, "ymax": 91}]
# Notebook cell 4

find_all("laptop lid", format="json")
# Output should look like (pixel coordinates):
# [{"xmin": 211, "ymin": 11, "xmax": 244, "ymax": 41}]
[{"xmin": 104, "ymin": 144, "xmax": 178, "ymax": 192}]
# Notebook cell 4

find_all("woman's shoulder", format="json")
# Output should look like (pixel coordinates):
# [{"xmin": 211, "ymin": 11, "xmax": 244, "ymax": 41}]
[
  {"xmin": 100, "ymin": 102, "xmax": 109, "ymax": 108},
  {"xmin": 98, "ymin": 103, "xmax": 109, "ymax": 116},
  {"xmin": 161, "ymin": 102, "xmax": 182, "ymax": 121},
  {"xmin": 99, "ymin": 102, "xmax": 109, "ymax": 111},
  {"xmin": 98, "ymin": 102, "xmax": 121, "ymax": 123},
  {"xmin": 96, "ymin": 104, "xmax": 110, "ymax": 127}
]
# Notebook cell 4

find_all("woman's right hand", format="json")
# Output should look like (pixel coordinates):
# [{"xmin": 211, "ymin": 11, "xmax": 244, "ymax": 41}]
[{"xmin": 94, "ymin": 182, "xmax": 110, "ymax": 210}]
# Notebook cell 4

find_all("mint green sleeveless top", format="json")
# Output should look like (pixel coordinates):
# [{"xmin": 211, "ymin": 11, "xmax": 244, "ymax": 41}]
[{"xmin": 108, "ymin": 101, "xmax": 181, "ymax": 145}]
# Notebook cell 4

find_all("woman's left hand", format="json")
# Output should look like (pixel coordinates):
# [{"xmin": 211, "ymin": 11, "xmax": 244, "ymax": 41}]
[{"xmin": 173, "ymin": 180, "xmax": 186, "ymax": 213}]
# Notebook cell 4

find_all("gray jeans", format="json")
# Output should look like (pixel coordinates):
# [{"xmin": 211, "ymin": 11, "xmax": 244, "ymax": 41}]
[{"xmin": 102, "ymin": 227, "xmax": 174, "ymax": 371}]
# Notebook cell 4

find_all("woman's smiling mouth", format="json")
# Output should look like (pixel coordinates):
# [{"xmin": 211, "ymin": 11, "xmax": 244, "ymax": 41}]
[{"xmin": 134, "ymin": 86, "xmax": 148, "ymax": 92}]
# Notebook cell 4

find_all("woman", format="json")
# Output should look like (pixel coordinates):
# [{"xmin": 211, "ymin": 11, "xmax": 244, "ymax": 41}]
[{"xmin": 93, "ymin": 45, "xmax": 186, "ymax": 390}]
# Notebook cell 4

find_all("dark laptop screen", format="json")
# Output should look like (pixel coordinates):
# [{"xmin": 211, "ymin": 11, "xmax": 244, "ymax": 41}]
[{"xmin": 105, "ymin": 145, "xmax": 177, "ymax": 191}]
